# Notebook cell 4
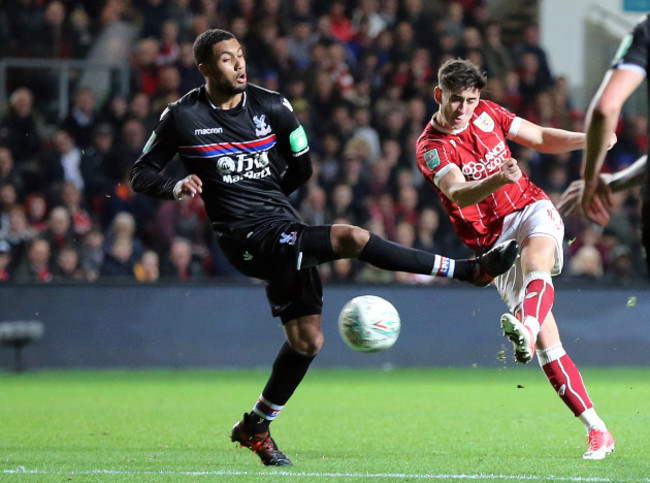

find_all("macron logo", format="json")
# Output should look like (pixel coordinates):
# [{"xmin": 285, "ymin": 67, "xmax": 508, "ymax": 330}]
[{"xmin": 194, "ymin": 127, "xmax": 223, "ymax": 135}]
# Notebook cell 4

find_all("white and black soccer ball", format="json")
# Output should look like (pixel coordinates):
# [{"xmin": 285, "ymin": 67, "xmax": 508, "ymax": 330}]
[{"xmin": 337, "ymin": 295, "xmax": 401, "ymax": 353}]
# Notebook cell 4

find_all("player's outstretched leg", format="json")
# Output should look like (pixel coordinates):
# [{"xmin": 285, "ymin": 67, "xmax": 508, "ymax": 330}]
[
  {"xmin": 231, "ymin": 413, "xmax": 292, "ymax": 466},
  {"xmin": 470, "ymin": 239, "xmax": 519, "ymax": 287},
  {"xmin": 584, "ymin": 428, "xmax": 615, "ymax": 460},
  {"xmin": 500, "ymin": 314, "xmax": 540, "ymax": 363}
]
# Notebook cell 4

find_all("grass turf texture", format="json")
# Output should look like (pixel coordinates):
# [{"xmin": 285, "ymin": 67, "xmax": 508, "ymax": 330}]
[{"xmin": 1, "ymin": 368, "xmax": 648, "ymax": 482}]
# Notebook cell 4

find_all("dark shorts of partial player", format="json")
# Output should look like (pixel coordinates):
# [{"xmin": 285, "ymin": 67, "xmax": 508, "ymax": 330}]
[
  {"xmin": 642, "ymin": 200, "xmax": 650, "ymax": 278},
  {"xmin": 216, "ymin": 220, "xmax": 332, "ymax": 324}
]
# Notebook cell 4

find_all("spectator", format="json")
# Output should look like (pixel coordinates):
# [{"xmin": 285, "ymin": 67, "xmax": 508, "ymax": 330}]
[
  {"xmin": 568, "ymin": 245, "xmax": 604, "ymax": 280},
  {"xmin": 43, "ymin": 129, "xmax": 84, "ymax": 197},
  {"xmin": 287, "ymin": 17, "xmax": 315, "ymax": 70},
  {"xmin": 153, "ymin": 194, "xmax": 208, "ymax": 256},
  {"xmin": 105, "ymin": 119, "xmax": 148, "ymax": 184},
  {"xmin": 327, "ymin": 257, "xmax": 358, "ymax": 283},
  {"xmin": 81, "ymin": 123, "xmax": 117, "ymax": 203},
  {"xmin": 3, "ymin": 204, "xmax": 35, "ymax": 273},
  {"xmin": 68, "ymin": 5, "xmax": 93, "ymax": 58},
  {"xmin": 0, "ymin": 238, "xmax": 12, "ymax": 282},
  {"xmin": 14, "ymin": 238, "xmax": 53, "ymax": 283},
  {"xmin": 39, "ymin": 0, "xmax": 69, "ymax": 58},
  {"xmin": 79, "ymin": 228, "xmax": 104, "ymax": 281},
  {"xmin": 0, "ymin": 183, "xmax": 19, "ymax": 237},
  {"xmin": 60, "ymin": 87, "xmax": 97, "ymax": 150},
  {"xmin": 138, "ymin": 0, "xmax": 169, "ymax": 38},
  {"xmin": 510, "ymin": 24, "xmax": 553, "ymax": 88},
  {"xmin": 126, "ymin": 92, "xmax": 157, "ymax": 135},
  {"xmin": 328, "ymin": 1, "xmax": 354, "ymax": 43},
  {"xmin": 351, "ymin": 107, "xmax": 381, "ymax": 162},
  {"xmin": 151, "ymin": 65, "xmax": 182, "ymax": 118},
  {"xmin": 161, "ymin": 236, "xmax": 204, "ymax": 281},
  {"xmin": 0, "ymin": 87, "xmax": 44, "ymax": 170},
  {"xmin": 395, "ymin": 184, "xmax": 419, "ymax": 226},
  {"xmin": 300, "ymin": 185, "xmax": 327, "ymax": 226},
  {"xmin": 98, "ymin": 96, "xmax": 129, "ymax": 141},
  {"xmin": 482, "ymin": 21, "xmax": 513, "ymax": 80},
  {"xmin": 23, "ymin": 193, "xmax": 48, "ymax": 234},
  {"xmin": 134, "ymin": 249, "xmax": 160, "ymax": 282},
  {"xmin": 130, "ymin": 37, "xmax": 161, "ymax": 97},
  {"xmin": 42, "ymin": 205, "xmax": 75, "ymax": 258},
  {"xmin": 7, "ymin": 0, "xmax": 46, "ymax": 57},
  {"xmin": 176, "ymin": 42, "xmax": 205, "ymax": 93},
  {"xmin": 52, "ymin": 245, "xmax": 84, "ymax": 281},
  {"xmin": 100, "ymin": 236, "xmax": 137, "ymax": 278},
  {"xmin": 0, "ymin": 147, "xmax": 26, "ymax": 200},
  {"xmin": 59, "ymin": 181, "xmax": 93, "ymax": 238},
  {"xmin": 157, "ymin": 19, "xmax": 180, "ymax": 66},
  {"xmin": 104, "ymin": 211, "xmax": 144, "ymax": 262},
  {"xmin": 166, "ymin": 0, "xmax": 194, "ymax": 42}
]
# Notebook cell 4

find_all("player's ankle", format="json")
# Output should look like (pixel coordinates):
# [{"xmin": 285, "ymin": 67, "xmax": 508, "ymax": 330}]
[{"xmin": 522, "ymin": 316, "xmax": 541, "ymax": 336}]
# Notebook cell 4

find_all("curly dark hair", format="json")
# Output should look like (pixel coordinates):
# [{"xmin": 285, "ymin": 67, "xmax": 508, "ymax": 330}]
[
  {"xmin": 437, "ymin": 58, "xmax": 487, "ymax": 92},
  {"xmin": 193, "ymin": 29, "xmax": 236, "ymax": 66}
]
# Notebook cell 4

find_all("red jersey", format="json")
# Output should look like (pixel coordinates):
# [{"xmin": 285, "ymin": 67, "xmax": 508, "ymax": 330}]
[{"xmin": 416, "ymin": 99, "xmax": 548, "ymax": 252}]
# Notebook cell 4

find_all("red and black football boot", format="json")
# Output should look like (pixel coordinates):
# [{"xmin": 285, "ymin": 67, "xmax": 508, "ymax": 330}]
[{"xmin": 231, "ymin": 413, "xmax": 292, "ymax": 466}]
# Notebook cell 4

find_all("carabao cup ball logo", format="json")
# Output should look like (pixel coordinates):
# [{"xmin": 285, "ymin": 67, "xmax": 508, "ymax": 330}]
[{"xmin": 217, "ymin": 156, "xmax": 236, "ymax": 174}]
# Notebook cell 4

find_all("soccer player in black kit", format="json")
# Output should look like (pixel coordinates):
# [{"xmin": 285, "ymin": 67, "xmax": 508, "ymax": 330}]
[{"xmin": 130, "ymin": 29, "xmax": 518, "ymax": 467}]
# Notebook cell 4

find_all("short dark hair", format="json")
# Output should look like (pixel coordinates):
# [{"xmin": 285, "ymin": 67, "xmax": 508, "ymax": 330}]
[
  {"xmin": 437, "ymin": 58, "xmax": 487, "ymax": 92},
  {"xmin": 193, "ymin": 29, "xmax": 236, "ymax": 65}
]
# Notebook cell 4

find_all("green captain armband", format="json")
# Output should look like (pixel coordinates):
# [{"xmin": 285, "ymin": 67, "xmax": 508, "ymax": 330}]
[{"xmin": 289, "ymin": 125, "xmax": 309, "ymax": 154}]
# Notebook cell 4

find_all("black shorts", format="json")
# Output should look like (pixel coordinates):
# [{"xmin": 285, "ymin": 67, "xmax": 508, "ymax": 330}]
[
  {"xmin": 642, "ymin": 199, "xmax": 650, "ymax": 277},
  {"xmin": 217, "ymin": 221, "xmax": 331, "ymax": 323}
]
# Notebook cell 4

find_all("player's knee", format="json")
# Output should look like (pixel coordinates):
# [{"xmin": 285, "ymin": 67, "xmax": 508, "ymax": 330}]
[
  {"xmin": 331, "ymin": 225, "xmax": 369, "ymax": 257},
  {"xmin": 291, "ymin": 331, "xmax": 323, "ymax": 356}
]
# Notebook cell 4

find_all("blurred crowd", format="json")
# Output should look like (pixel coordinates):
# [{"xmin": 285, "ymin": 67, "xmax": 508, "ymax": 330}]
[{"xmin": 0, "ymin": 0, "xmax": 646, "ymax": 285}]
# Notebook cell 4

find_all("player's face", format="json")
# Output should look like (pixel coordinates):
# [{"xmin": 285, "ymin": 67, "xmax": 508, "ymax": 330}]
[
  {"xmin": 206, "ymin": 38, "xmax": 247, "ymax": 96},
  {"xmin": 436, "ymin": 86, "xmax": 480, "ymax": 130}
]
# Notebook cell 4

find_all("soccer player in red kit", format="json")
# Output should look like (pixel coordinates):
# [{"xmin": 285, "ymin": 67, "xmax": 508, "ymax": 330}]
[{"xmin": 416, "ymin": 59, "xmax": 616, "ymax": 460}]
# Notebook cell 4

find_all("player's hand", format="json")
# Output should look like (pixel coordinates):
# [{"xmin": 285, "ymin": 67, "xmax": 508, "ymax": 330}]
[
  {"xmin": 581, "ymin": 176, "xmax": 612, "ymax": 226},
  {"xmin": 174, "ymin": 174, "xmax": 203, "ymax": 199},
  {"xmin": 557, "ymin": 176, "xmax": 612, "ymax": 226},
  {"xmin": 499, "ymin": 158, "xmax": 522, "ymax": 184}
]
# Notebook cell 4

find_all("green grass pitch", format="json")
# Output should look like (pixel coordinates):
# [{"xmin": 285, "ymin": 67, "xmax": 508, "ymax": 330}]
[{"xmin": 1, "ymin": 367, "xmax": 648, "ymax": 481}]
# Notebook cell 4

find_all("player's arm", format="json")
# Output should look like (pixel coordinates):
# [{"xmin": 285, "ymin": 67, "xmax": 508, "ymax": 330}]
[
  {"xmin": 583, "ymin": 68, "xmax": 644, "ymax": 186},
  {"xmin": 129, "ymin": 107, "xmax": 202, "ymax": 200},
  {"xmin": 510, "ymin": 118, "xmax": 592, "ymax": 154},
  {"xmin": 437, "ymin": 158, "xmax": 522, "ymax": 207},
  {"xmin": 273, "ymin": 97, "xmax": 312, "ymax": 195}
]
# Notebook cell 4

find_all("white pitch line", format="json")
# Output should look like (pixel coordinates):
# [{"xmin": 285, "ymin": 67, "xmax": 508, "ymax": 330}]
[{"xmin": 2, "ymin": 468, "xmax": 647, "ymax": 481}]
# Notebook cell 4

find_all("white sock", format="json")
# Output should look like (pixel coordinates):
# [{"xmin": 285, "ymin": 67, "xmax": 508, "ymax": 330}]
[{"xmin": 578, "ymin": 407, "xmax": 607, "ymax": 433}]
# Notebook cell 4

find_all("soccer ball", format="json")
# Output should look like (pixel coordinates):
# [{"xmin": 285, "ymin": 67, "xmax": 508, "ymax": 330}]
[{"xmin": 337, "ymin": 295, "xmax": 401, "ymax": 353}]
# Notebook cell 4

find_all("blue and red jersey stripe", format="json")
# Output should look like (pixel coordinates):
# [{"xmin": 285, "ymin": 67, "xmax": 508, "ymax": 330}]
[{"xmin": 179, "ymin": 134, "xmax": 276, "ymax": 158}]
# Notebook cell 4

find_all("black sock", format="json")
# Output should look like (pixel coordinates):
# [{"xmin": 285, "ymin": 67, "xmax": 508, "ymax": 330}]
[
  {"xmin": 358, "ymin": 233, "xmax": 477, "ymax": 280},
  {"xmin": 453, "ymin": 258, "xmax": 477, "ymax": 282},
  {"xmin": 251, "ymin": 342, "xmax": 315, "ymax": 429},
  {"xmin": 358, "ymin": 233, "xmax": 435, "ymax": 274}
]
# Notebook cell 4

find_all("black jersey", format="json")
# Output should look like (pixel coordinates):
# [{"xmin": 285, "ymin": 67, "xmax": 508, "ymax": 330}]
[
  {"xmin": 612, "ymin": 13, "xmax": 650, "ymax": 74},
  {"xmin": 130, "ymin": 84, "xmax": 312, "ymax": 234}
]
